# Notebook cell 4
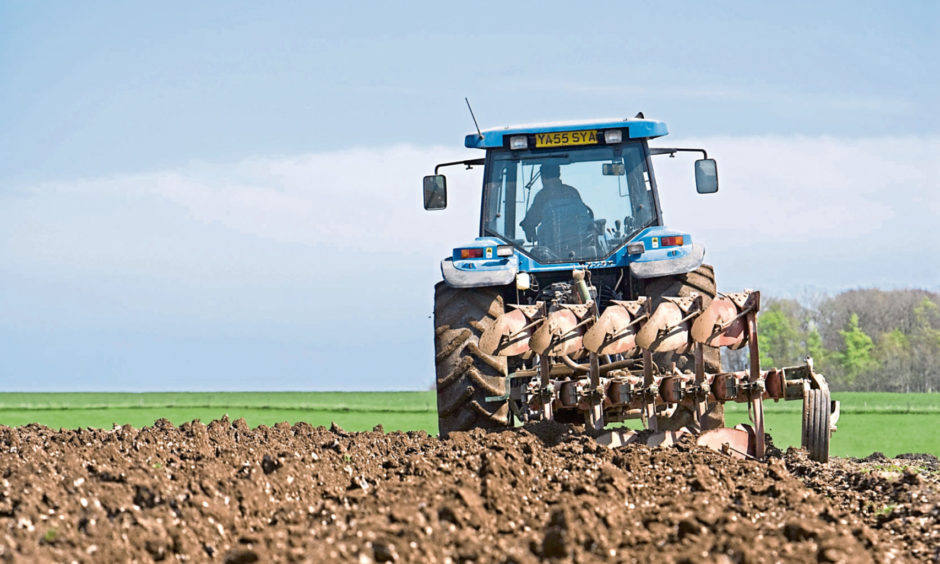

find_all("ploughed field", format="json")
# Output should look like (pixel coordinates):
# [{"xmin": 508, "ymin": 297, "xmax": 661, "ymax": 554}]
[
  {"xmin": 0, "ymin": 420, "xmax": 937, "ymax": 562},
  {"xmin": 1, "ymin": 392, "xmax": 938, "ymax": 458}
]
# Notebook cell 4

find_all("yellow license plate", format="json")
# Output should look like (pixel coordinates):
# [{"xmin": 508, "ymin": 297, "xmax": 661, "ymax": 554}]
[{"xmin": 534, "ymin": 130, "xmax": 598, "ymax": 148}]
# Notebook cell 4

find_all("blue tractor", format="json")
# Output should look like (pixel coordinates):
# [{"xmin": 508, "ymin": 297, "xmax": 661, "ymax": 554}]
[{"xmin": 423, "ymin": 115, "xmax": 837, "ymax": 461}]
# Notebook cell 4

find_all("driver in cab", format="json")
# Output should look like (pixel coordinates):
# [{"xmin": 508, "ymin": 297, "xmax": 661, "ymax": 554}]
[{"xmin": 520, "ymin": 163, "xmax": 589, "ymax": 243}]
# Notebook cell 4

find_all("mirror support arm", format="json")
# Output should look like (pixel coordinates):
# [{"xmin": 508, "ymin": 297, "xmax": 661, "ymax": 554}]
[
  {"xmin": 650, "ymin": 147, "xmax": 708, "ymax": 159},
  {"xmin": 434, "ymin": 158, "xmax": 485, "ymax": 175}
]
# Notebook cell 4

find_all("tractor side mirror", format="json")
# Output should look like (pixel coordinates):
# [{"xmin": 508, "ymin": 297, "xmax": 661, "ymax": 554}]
[
  {"xmin": 694, "ymin": 159, "xmax": 719, "ymax": 194},
  {"xmin": 423, "ymin": 175, "xmax": 447, "ymax": 210}
]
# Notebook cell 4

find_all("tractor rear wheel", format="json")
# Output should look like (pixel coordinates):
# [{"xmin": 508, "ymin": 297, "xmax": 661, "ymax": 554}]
[
  {"xmin": 433, "ymin": 282, "xmax": 510, "ymax": 437},
  {"xmin": 643, "ymin": 265, "xmax": 724, "ymax": 430},
  {"xmin": 642, "ymin": 264, "xmax": 720, "ymax": 373}
]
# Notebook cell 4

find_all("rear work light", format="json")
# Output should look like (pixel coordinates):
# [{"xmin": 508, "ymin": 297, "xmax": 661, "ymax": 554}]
[
  {"xmin": 604, "ymin": 129, "xmax": 623, "ymax": 144},
  {"xmin": 509, "ymin": 135, "xmax": 528, "ymax": 150},
  {"xmin": 661, "ymin": 236, "xmax": 684, "ymax": 247},
  {"xmin": 496, "ymin": 245, "xmax": 513, "ymax": 257},
  {"xmin": 626, "ymin": 242, "xmax": 645, "ymax": 255},
  {"xmin": 459, "ymin": 248, "xmax": 484, "ymax": 259}
]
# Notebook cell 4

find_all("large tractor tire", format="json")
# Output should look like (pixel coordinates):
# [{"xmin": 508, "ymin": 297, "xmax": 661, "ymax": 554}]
[
  {"xmin": 642, "ymin": 264, "xmax": 721, "ymax": 373},
  {"xmin": 643, "ymin": 265, "xmax": 724, "ymax": 430},
  {"xmin": 434, "ymin": 282, "xmax": 510, "ymax": 437}
]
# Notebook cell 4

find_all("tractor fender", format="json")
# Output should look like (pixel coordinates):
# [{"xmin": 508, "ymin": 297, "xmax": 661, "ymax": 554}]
[
  {"xmin": 441, "ymin": 256, "xmax": 519, "ymax": 288},
  {"xmin": 629, "ymin": 243, "xmax": 705, "ymax": 279}
]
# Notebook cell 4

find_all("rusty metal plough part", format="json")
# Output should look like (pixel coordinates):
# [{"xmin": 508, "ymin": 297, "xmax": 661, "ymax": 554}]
[{"xmin": 480, "ymin": 274, "xmax": 839, "ymax": 461}]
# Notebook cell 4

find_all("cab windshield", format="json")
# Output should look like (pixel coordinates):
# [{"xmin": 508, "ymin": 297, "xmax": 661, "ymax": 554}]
[{"xmin": 482, "ymin": 142, "xmax": 656, "ymax": 263}]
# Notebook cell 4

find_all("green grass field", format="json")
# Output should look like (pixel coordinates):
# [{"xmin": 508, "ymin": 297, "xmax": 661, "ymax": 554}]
[
  {"xmin": 724, "ymin": 394, "xmax": 940, "ymax": 458},
  {"xmin": 0, "ymin": 392, "xmax": 936, "ymax": 458}
]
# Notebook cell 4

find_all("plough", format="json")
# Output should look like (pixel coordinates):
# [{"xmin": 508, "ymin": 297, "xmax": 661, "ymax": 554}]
[{"xmin": 478, "ymin": 269, "xmax": 839, "ymax": 462}]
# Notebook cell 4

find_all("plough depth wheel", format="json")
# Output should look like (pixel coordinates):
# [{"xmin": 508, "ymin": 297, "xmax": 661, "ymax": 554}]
[{"xmin": 802, "ymin": 388, "xmax": 831, "ymax": 463}]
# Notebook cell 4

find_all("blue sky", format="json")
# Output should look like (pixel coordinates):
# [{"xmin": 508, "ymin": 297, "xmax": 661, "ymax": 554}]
[{"xmin": 1, "ymin": 1, "xmax": 937, "ymax": 390}]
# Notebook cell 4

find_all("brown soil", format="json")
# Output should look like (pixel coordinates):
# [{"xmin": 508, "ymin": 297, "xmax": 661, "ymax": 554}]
[{"xmin": 0, "ymin": 419, "xmax": 936, "ymax": 563}]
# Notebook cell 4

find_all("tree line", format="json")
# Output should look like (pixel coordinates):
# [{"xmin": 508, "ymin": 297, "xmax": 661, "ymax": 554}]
[{"xmin": 721, "ymin": 289, "xmax": 940, "ymax": 393}]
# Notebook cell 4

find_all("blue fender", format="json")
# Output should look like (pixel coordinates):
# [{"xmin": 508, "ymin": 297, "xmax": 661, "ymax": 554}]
[
  {"xmin": 629, "ymin": 243, "xmax": 705, "ymax": 279},
  {"xmin": 441, "ymin": 256, "xmax": 519, "ymax": 288}
]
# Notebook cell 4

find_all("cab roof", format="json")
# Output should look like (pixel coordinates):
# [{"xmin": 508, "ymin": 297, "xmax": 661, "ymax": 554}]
[{"xmin": 464, "ymin": 117, "xmax": 668, "ymax": 149}]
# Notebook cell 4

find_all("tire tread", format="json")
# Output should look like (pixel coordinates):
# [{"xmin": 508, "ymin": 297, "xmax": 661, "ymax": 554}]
[
  {"xmin": 434, "ymin": 283, "xmax": 509, "ymax": 436},
  {"xmin": 803, "ymin": 388, "xmax": 831, "ymax": 462}
]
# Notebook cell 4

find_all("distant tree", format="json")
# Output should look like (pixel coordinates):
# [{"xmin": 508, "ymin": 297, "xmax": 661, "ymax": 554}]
[
  {"xmin": 836, "ymin": 313, "xmax": 878, "ymax": 388},
  {"xmin": 914, "ymin": 297, "xmax": 940, "ymax": 327},
  {"xmin": 910, "ymin": 298, "xmax": 940, "ymax": 393},
  {"xmin": 816, "ymin": 289, "xmax": 939, "ymax": 351},
  {"xmin": 756, "ymin": 299, "xmax": 804, "ymax": 367},
  {"xmin": 870, "ymin": 329, "xmax": 911, "ymax": 392},
  {"xmin": 805, "ymin": 325, "xmax": 834, "ymax": 376},
  {"xmin": 733, "ymin": 289, "xmax": 939, "ymax": 392}
]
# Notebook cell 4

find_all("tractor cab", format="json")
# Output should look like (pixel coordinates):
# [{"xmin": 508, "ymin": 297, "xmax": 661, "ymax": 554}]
[
  {"xmin": 481, "ymin": 140, "xmax": 656, "ymax": 264},
  {"xmin": 424, "ymin": 117, "xmax": 719, "ymax": 279}
]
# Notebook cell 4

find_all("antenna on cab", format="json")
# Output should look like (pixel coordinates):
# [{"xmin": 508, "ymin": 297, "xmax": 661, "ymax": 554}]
[{"xmin": 465, "ymin": 97, "xmax": 483, "ymax": 139}]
